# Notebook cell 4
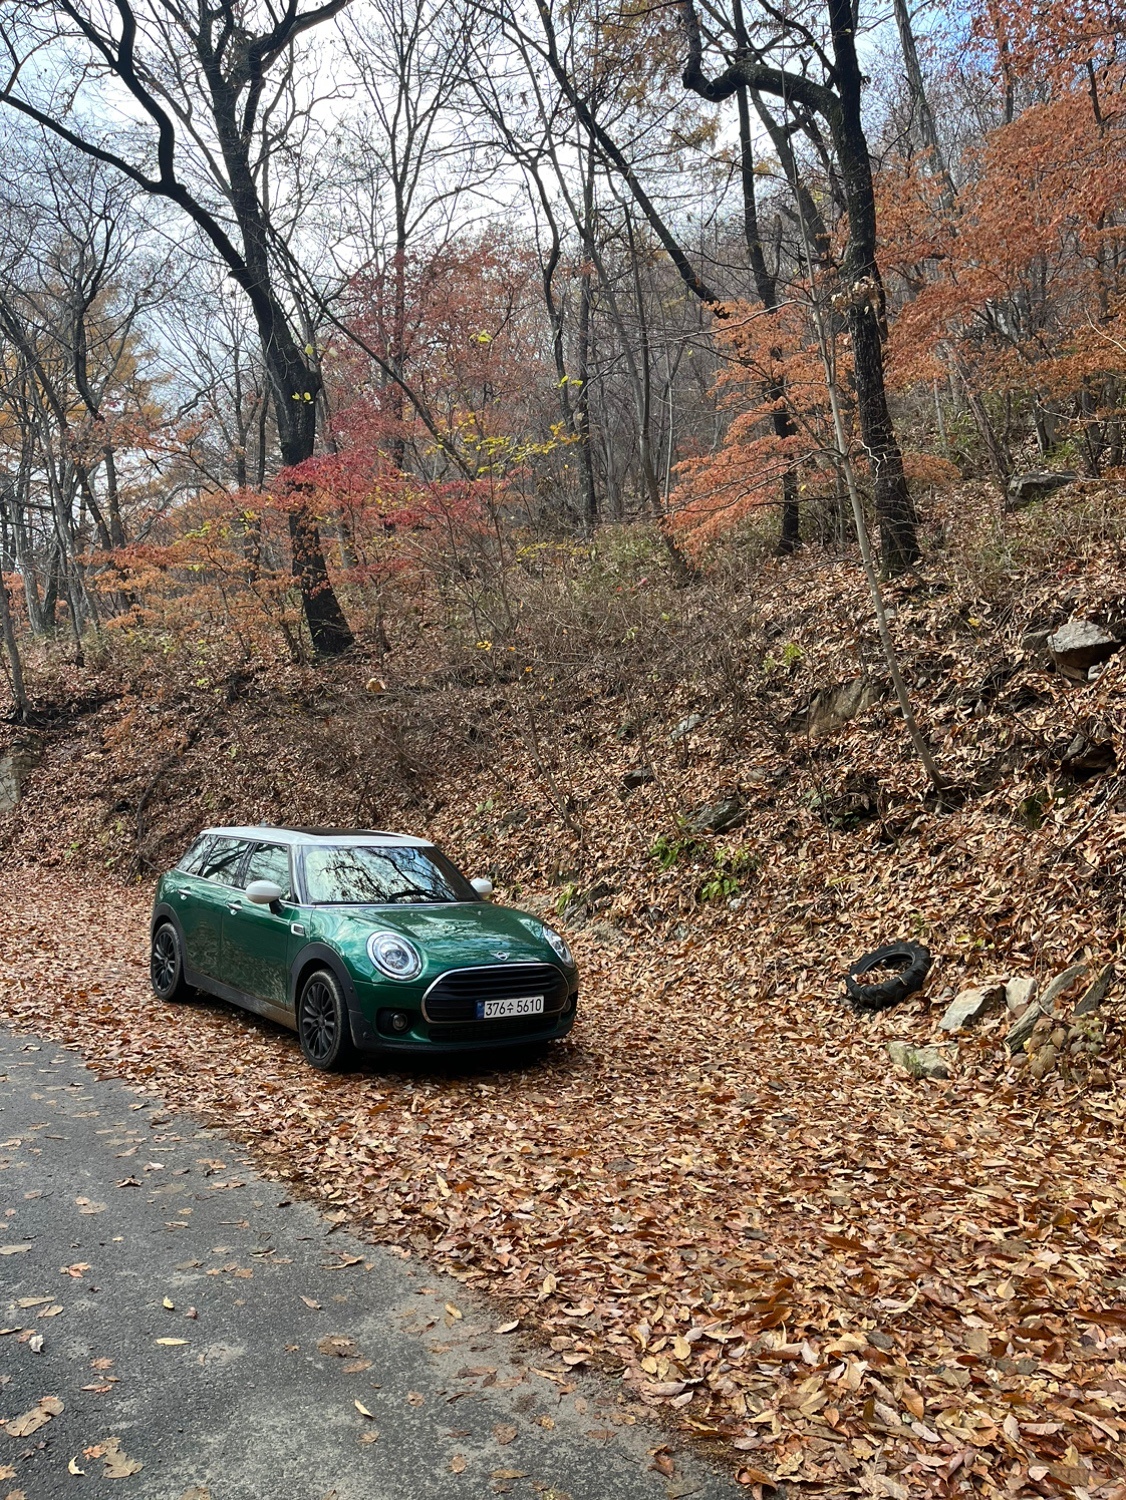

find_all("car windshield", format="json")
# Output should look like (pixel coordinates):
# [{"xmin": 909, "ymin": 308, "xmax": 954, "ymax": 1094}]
[{"xmin": 300, "ymin": 844, "xmax": 478, "ymax": 905}]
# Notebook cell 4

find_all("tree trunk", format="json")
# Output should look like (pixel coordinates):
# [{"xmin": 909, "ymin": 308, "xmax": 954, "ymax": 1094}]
[
  {"xmin": 737, "ymin": 86, "xmax": 800, "ymax": 553},
  {"xmin": 0, "ymin": 566, "xmax": 28, "ymax": 720},
  {"xmin": 827, "ymin": 0, "xmax": 921, "ymax": 575}
]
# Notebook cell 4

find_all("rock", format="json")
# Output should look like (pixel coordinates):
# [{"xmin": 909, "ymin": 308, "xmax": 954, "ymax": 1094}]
[
  {"xmin": 684, "ymin": 795, "xmax": 746, "ymax": 834},
  {"xmin": 793, "ymin": 678, "xmax": 882, "ymax": 737},
  {"xmin": 1005, "ymin": 977, "xmax": 1037, "ymax": 1014},
  {"xmin": 1061, "ymin": 734, "xmax": 1116, "ymax": 778},
  {"xmin": 1048, "ymin": 618, "xmax": 1121, "ymax": 682},
  {"xmin": 940, "ymin": 984, "xmax": 1006, "ymax": 1031},
  {"xmin": 1040, "ymin": 961, "xmax": 1089, "ymax": 1013},
  {"xmin": 1006, "ymin": 1002, "xmax": 1045, "ymax": 1054},
  {"xmin": 1074, "ymin": 962, "xmax": 1115, "ymax": 1017},
  {"xmin": 0, "ymin": 742, "xmax": 41, "ymax": 814},
  {"xmin": 1006, "ymin": 471, "xmax": 1078, "ymax": 509},
  {"xmin": 887, "ymin": 1041, "xmax": 950, "ymax": 1080},
  {"xmin": 621, "ymin": 765, "xmax": 655, "ymax": 790},
  {"xmin": 669, "ymin": 714, "xmax": 703, "ymax": 743}
]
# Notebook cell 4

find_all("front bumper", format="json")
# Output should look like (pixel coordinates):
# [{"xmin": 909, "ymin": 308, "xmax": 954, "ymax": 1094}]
[{"xmin": 348, "ymin": 988, "xmax": 578, "ymax": 1054}]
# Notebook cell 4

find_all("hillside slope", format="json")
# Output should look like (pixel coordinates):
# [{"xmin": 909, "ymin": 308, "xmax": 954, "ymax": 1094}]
[{"xmin": 2, "ymin": 484, "xmax": 1125, "ymax": 1495}]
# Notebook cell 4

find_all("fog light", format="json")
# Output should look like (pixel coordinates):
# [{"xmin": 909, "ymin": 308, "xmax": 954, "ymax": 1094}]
[
  {"xmin": 390, "ymin": 1011, "xmax": 410, "ymax": 1033},
  {"xmin": 377, "ymin": 1008, "xmax": 413, "ymax": 1036}
]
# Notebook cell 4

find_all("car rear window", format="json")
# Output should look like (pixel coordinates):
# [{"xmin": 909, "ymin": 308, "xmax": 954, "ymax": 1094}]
[{"xmin": 300, "ymin": 845, "xmax": 476, "ymax": 905}]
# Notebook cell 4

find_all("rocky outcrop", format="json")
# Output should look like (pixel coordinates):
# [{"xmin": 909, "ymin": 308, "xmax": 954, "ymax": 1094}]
[
  {"xmin": 1006, "ymin": 471, "xmax": 1077, "ymax": 509},
  {"xmin": 939, "ymin": 984, "xmax": 1006, "ymax": 1031},
  {"xmin": 1048, "ymin": 618, "xmax": 1121, "ymax": 682},
  {"xmin": 684, "ymin": 796, "xmax": 746, "ymax": 834},
  {"xmin": 0, "ymin": 742, "xmax": 41, "ymax": 814},
  {"xmin": 792, "ymin": 678, "xmax": 883, "ymax": 737},
  {"xmin": 887, "ymin": 1041, "xmax": 951, "ymax": 1080}
]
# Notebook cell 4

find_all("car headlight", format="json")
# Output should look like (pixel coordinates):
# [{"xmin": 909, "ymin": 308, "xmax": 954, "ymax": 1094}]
[
  {"xmin": 542, "ymin": 925, "xmax": 573, "ymax": 967},
  {"xmin": 367, "ymin": 932, "xmax": 423, "ymax": 981}
]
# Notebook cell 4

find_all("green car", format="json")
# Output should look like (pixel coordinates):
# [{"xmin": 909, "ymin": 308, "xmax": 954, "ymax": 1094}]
[{"xmin": 149, "ymin": 826, "xmax": 578, "ymax": 1070}]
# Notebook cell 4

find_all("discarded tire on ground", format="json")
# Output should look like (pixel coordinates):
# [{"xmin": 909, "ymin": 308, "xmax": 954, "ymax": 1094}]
[{"xmin": 844, "ymin": 942, "xmax": 933, "ymax": 1014}]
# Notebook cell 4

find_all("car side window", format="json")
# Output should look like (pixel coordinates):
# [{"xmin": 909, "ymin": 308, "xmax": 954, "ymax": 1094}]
[
  {"xmin": 177, "ymin": 834, "xmax": 214, "ymax": 875},
  {"xmin": 243, "ymin": 843, "xmax": 293, "ymax": 898},
  {"xmin": 197, "ymin": 837, "xmax": 252, "ymax": 888}
]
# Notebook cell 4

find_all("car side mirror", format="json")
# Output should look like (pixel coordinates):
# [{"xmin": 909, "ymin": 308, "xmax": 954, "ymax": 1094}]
[
  {"xmin": 246, "ymin": 879, "xmax": 284, "ymax": 911},
  {"xmin": 470, "ymin": 877, "xmax": 494, "ymax": 900}
]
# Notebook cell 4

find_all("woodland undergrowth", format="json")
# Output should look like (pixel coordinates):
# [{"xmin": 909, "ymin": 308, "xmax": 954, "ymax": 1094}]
[{"xmin": 2, "ymin": 484, "xmax": 1126, "ymax": 1498}]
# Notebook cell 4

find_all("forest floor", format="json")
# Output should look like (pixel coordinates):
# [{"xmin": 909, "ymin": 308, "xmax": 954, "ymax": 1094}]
[{"xmin": 3, "ymin": 485, "xmax": 1126, "ymax": 1497}]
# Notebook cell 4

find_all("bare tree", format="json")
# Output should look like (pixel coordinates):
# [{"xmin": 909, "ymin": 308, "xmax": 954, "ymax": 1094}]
[
  {"xmin": 679, "ymin": 0, "xmax": 922, "ymax": 574},
  {"xmin": 1, "ymin": 0, "xmax": 354, "ymax": 652}
]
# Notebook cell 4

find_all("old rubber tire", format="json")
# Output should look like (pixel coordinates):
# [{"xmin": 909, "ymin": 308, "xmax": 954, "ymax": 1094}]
[
  {"xmin": 297, "ymin": 968, "xmax": 355, "ymax": 1071},
  {"xmin": 150, "ymin": 922, "xmax": 192, "ymax": 1003},
  {"xmin": 844, "ymin": 941, "xmax": 932, "ymax": 1014}
]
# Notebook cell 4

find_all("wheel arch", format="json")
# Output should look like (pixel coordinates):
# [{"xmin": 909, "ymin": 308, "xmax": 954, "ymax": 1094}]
[
  {"xmin": 289, "ymin": 943, "xmax": 359, "ymax": 1012},
  {"xmin": 290, "ymin": 943, "xmax": 381, "ymax": 1052},
  {"xmin": 151, "ymin": 902, "xmax": 185, "ymax": 942}
]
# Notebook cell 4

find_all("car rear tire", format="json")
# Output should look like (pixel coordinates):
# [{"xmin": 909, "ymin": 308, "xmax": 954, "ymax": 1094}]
[
  {"xmin": 151, "ymin": 922, "xmax": 192, "ymax": 1003},
  {"xmin": 297, "ymin": 968, "xmax": 355, "ymax": 1071}
]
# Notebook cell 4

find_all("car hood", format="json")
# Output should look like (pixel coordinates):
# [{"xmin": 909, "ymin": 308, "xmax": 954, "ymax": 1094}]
[{"xmin": 318, "ymin": 902, "xmax": 566, "ymax": 972}]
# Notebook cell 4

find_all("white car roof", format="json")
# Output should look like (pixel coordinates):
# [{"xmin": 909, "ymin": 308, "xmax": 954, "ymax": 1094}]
[{"xmin": 203, "ymin": 826, "xmax": 434, "ymax": 848}]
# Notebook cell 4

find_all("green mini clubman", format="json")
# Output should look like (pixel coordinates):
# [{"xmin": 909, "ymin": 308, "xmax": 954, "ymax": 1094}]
[{"xmin": 149, "ymin": 826, "xmax": 578, "ymax": 1070}]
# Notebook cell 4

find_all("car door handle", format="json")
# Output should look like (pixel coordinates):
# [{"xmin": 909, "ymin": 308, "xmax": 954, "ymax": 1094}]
[{"xmin": 227, "ymin": 904, "xmax": 242, "ymax": 915}]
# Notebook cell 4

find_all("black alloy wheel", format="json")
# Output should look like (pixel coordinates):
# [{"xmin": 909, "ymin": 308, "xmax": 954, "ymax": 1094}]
[
  {"xmin": 297, "ymin": 969, "xmax": 354, "ymax": 1072},
  {"xmin": 151, "ymin": 922, "xmax": 191, "ymax": 1002}
]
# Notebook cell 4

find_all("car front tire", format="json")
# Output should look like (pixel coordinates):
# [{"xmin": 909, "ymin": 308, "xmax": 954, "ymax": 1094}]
[
  {"xmin": 151, "ymin": 922, "xmax": 192, "ymax": 1003},
  {"xmin": 297, "ymin": 968, "xmax": 355, "ymax": 1071}
]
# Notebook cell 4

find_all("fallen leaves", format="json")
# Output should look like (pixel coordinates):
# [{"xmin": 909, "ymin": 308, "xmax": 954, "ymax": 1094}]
[
  {"xmin": 84, "ymin": 1437, "xmax": 143, "ymax": 1479},
  {"xmin": 0, "ymin": 1246, "xmax": 31, "ymax": 1257},
  {"xmin": 3, "ymin": 1395, "xmax": 62, "ymax": 1437},
  {"xmin": 450, "ymin": 1454, "xmax": 467, "ymax": 1473},
  {"xmin": 4, "ymin": 529, "xmax": 1126, "ymax": 1500},
  {"xmin": 353, "ymin": 1400, "xmax": 375, "ymax": 1419},
  {"xmin": 318, "ymin": 1335, "xmax": 359, "ymax": 1359},
  {"xmin": 492, "ymin": 1422, "xmax": 518, "ymax": 1446},
  {"xmin": 154, "ymin": 1337, "xmax": 188, "ymax": 1347}
]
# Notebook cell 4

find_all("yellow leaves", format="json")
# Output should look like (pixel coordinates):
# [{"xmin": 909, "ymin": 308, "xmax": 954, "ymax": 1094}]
[
  {"xmin": 449, "ymin": 1455, "xmax": 467, "ymax": 1474},
  {"xmin": 154, "ymin": 1337, "xmax": 188, "ymax": 1346},
  {"xmin": 353, "ymin": 1400, "xmax": 375, "ymax": 1419}
]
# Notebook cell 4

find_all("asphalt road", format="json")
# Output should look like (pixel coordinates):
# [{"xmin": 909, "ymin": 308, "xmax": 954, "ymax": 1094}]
[{"xmin": 0, "ymin": 1028, "xmax": 740, "ymax": 1500}]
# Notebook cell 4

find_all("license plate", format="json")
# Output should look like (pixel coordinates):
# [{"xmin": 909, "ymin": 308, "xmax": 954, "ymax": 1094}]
[{"xmin": 477, "ymin": 995, "xmax": 544, "ymax": 1019}]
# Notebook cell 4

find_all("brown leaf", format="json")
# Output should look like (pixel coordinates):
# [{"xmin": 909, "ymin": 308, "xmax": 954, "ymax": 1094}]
[
  {"xmin": 101, "ymin": 1436, "xmax": 143, "ymax": 1479},
  {"xmin": 492, "ymin": 1423, "xmax": 518, "ymax": 1446}
]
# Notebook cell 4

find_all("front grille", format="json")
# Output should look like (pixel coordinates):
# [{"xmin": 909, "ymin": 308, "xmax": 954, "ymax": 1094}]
[
  {"xmin": 427, "ymin": 1015, "xmax": 559, "ymax": 1044},
  {"xmin": 423, "ymin": 963, "xmax": 568, "ymax": 1023}
]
